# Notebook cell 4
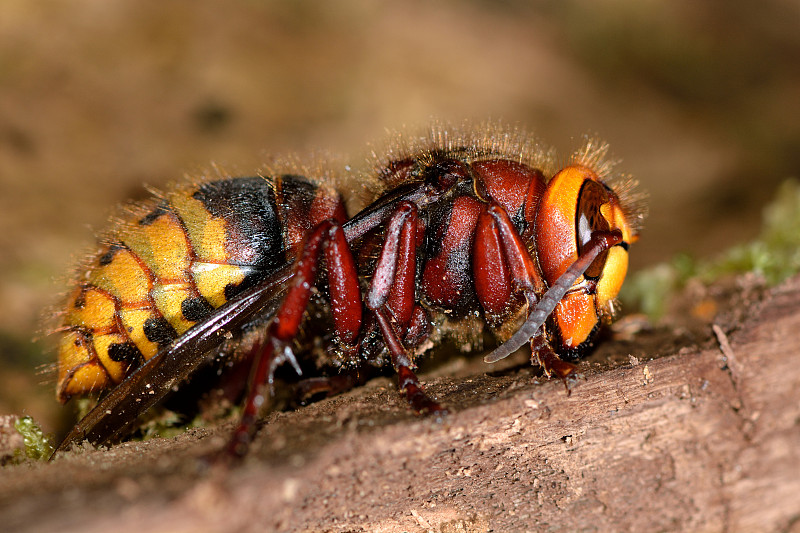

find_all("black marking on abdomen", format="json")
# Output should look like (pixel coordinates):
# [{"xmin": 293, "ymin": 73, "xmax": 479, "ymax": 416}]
[
  {"xmin": 143, "ymin": 317, "xmax": 178, "ymax": 346},
  {"xmin": 138, "ymin": 201, "xmax": 171, "ymax": 226},
  {"xmin": 98, "ymin": 243, "xmax": 126, "ymax": 266},
  {"xmin": 181, "ymin": 296, "xmax": 214, "ymax": 322},
  {"xmin": 108, "ymin": 342, "xmax": 143, "ymax": 366},
  {"xmin": 192, "ymin": 177, "xmax": 286, "ymax": 270}
]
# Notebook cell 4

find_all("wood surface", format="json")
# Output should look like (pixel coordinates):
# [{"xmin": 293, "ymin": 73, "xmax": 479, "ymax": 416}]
[{"xmin": 1, "ymin": 275, "xmax": 798, "ymax": 532}]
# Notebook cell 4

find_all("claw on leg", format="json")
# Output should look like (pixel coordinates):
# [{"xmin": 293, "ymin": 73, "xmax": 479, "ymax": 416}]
[
  {"xmin": 530, "ymin": 335, "xmax": 581, "ymax": 394},
  {"xmin": 224, "ymin": 335, "xmax": 302, "ymax": 459},
  {"xmin": 535, "ymin": 348, "xmax": 581, "ymax": 394},
  {"xmin": 397, "ymin": 366, "xmax": 449, "ymax": 418},
  {"xmin": 372, "ymin": 308, "xmax": 449, "ymax": 418}
]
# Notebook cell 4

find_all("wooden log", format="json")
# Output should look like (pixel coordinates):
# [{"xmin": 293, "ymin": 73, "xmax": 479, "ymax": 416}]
[{"xmin": 2, "ymin": 274, "xmax": 799, "ymax": 532}]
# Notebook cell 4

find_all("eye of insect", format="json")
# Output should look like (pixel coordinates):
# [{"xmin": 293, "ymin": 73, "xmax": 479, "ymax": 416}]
[{"xmin": 576, "ymin": 179, "xmax": 612, "ymax": 280}]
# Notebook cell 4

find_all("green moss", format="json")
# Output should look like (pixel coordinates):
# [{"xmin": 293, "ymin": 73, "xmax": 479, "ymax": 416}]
[
  {"xmin": 621, "ymin": 178, "xmax": 800, "ymax": 319},
  {"xmin": 137, "ymin": 409, "xmax": 191, "ymax": 441},
  {"xmin": 700, "ymin": 179, "xmax": 800, "ymax": 284},
  {"xmin": 14, "ymin": 416, "xmax": 54, "ymax": 461}
]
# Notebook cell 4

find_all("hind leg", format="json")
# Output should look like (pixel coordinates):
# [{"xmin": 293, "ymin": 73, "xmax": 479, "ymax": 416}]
[{"xmin": 226, "ymin": 220, "xmax": 362, "ymax": 458}]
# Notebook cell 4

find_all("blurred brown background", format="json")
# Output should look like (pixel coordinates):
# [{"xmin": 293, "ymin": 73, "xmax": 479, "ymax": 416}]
[{"xmin": 1, "ymin": 0, "xmax": 798, "ymax": 432}]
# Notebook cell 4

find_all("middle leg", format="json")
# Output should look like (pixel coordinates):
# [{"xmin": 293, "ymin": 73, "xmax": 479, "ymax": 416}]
[{"xmin": 366, "ymin": 201, "xmax": 446, "ymax": 416}]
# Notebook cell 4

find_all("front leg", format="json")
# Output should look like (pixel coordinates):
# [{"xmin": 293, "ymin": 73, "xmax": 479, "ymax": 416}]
[
  {"xmin": 479, "ymin": 202, "xmax": 579, "ymax": 384},
  {"xmin": 475, "ymin": 202, "xmax": 623, "ymax": 382},
  {"xmin": 473, "ymin": 201, "xmax": 545, "ymax": 324},
  {"xmin": 529, "ymin": 334, "xmax": 581, "ymax": 393},
  {"xmin": 483, "ymin": 228, "xmax": 623, "ymax": 366}
]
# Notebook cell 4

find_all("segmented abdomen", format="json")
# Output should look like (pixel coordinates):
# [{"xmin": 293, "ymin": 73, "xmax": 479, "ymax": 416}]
[{"xmin": 56, "ymin": 175, "xmax": 345, "ymax": 401}]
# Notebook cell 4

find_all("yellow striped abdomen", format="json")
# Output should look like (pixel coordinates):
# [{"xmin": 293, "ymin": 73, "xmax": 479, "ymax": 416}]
[{"xmin": 56, "ymin": 175, "xmax": 345, "ymax": 402}]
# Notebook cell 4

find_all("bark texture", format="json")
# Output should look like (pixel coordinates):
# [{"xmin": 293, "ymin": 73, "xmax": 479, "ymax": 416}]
[{"xmin": 1, "ymin": 275, "xmax": 799, "ymax": 532}]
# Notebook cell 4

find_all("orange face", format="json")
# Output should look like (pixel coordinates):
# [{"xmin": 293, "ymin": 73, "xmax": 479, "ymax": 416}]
[{"xmin": 534, "ymin": 164, "xmax": 638, "ymax": 352}]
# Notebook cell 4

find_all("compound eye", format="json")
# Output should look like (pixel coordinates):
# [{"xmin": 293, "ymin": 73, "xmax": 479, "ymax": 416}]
[
  {"xmin": 595, "ymin": 191, "xmax": 632, "ymax": 307},
  {"xmin": 575, "ymin": 180, "xmax": 611, "ymax": 279},
  {"xmin": 536, "ymin": 165, "xmax": 632, "ymax": 291}
]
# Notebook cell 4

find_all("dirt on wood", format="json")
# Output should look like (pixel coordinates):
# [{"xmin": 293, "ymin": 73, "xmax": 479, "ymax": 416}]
[{"xmin": 0, "ymin": 273, "xmax": 798, "ymax": 532}]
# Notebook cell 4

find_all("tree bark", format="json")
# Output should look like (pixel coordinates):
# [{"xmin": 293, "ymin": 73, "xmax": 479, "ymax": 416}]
[{"xmin": 2, "ymin": 275, "xmax": 799, "ymax": 532}]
